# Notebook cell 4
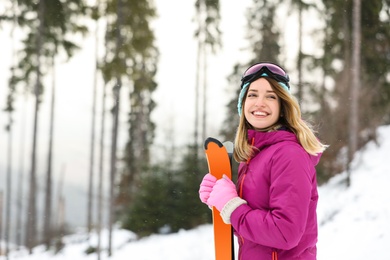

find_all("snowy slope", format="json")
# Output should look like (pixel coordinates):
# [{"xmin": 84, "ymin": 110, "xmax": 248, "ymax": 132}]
[
  {"xmin": 3, "ymin": 125, "xmax": 390, "ymax": 260},
  {"xmin": 317, "ymin": 125, "xmax": 390, "ymax": 259}
]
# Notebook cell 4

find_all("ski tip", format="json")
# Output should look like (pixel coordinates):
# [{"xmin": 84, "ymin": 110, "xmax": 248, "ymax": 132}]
[{"xmin": 204, "ymin": 137, "xmax": 223, "ymax": 150}]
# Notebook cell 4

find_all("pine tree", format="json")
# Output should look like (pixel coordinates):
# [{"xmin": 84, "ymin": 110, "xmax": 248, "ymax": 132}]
[
  {"xmin": 100, "ymin": 0, "xmax": 159, "ymax": 255},
  {"xmin": 312, "ymin": 0, "xmax": 390, "ymax": 181},
  {"xmin": 2, "ymin": 0, "xmax": 88, "ymax": 251}
]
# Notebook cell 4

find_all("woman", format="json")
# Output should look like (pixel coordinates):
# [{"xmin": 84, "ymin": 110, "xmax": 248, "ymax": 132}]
[{"xmin": 199, "ymin": 62, "xmax": 327, "ymax": 259}]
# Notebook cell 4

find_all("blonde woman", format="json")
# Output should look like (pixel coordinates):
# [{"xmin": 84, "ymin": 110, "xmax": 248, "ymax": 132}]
[{"xmin": 199, "ymin": 62, "xmax": 327, "ymax": 260}]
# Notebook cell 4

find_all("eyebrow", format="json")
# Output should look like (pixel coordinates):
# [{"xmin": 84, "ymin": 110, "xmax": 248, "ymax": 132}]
[{"xmin": 248, "ymin": 89, "xmax": 276, "ymax": 93}]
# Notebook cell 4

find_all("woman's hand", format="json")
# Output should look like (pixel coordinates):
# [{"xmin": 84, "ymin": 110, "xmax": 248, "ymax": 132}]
[
  {"xmin": 207, "ymin": 175, "xmax": 238, "ymax": 212},
  {"xmin": 199, "ymin": 173, "xmax": 217, "ymax": 204}
]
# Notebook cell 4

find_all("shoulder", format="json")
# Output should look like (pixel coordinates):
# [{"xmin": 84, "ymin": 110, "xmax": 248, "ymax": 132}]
[
  {"xmin": 272, "ymin": 141, "xmax": 311, "ymax": 167},
  {"xmin": 268, "ymin": 130, "xmax": 305, "ymax": 154},
  {"xmin": 270, "ymin": 139, "xmax": 314, "ymax": 174},
  {"xmin": 275, "ymin": 139, "xmax": 306, "ymax": 156},
  {"xmin": 258, "ymin": 130, "xmax": 305, "ymax": 157}
]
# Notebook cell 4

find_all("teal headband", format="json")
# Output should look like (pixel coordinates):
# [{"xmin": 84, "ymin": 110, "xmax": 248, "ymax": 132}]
[{"xmin": 237, "ymin": 73, "xmax": 290, "ymax": 116}]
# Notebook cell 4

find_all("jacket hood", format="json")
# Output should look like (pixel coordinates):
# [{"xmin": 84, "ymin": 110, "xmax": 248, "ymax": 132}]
[{"xmin": 247, "ymin": 129, "xmax": 322, "ymax": 166}]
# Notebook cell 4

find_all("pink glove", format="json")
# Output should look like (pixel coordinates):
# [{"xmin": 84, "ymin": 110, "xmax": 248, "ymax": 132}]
[
  {"xmin": 199, "ymin": 173, "xmax": 217, "ymax": 204},
  {"xmin": 207, "ymin": 175, "xmax": 238, "ymax": 212}
]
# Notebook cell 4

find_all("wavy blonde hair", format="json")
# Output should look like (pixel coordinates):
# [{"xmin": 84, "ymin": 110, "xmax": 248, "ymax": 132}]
[{"xmin": 233, "ymin": 77, "xmax": 328, "ymax": 163}]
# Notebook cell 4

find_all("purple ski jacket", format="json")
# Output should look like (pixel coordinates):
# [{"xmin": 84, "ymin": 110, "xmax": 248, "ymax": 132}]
[{"xmin": 230, "ymin": 129, "xmax": 321, "ymax": 260}]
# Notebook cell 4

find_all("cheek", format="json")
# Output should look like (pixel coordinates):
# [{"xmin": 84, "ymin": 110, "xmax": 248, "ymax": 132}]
[
  {"xmin": 243, "ymin": 100, "xmax": 251, "ymax": 111},
  {"xmin": 275, "ymin": 101, "xmax": 282, "ymax": 114}
]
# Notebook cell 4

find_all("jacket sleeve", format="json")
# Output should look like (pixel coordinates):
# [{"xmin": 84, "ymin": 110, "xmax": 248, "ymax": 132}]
[{"xmin": 230, "ymin": 144, "xmax": 315, "ymax": 250}]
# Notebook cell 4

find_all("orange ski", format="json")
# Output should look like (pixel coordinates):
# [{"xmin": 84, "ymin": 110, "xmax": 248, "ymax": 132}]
[{"xmin": 204, "ymin": 137, "xmax": 234, "ymax": 260}]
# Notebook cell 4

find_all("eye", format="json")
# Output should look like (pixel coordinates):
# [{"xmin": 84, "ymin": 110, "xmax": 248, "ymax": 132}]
[
  {"xmin": 247, "ymin": 93, "xmax": 257, "ymax": 98},
  {"xmin": 267, "ymin": 94, "xmax": 277, "ymax": 99}
]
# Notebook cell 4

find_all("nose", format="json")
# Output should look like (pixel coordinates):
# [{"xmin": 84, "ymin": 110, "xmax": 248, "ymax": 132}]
[{"xmin": 254, "ymin": 96, "xmax": 265, "ymax": 107}]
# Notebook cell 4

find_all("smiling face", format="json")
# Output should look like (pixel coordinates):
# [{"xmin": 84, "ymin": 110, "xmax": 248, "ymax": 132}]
[{"xmin": 243, "ymin": 78, "xmax": 281, "ymax": 131}]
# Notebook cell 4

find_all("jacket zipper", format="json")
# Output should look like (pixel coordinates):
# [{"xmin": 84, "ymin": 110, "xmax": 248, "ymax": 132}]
[
  {"xmin": 237, "ymin": 172, "xmax": 246, "ymax": 260},
  {"xmin": 238, "ymin": 137, "xmax": 255, "ymax": 260}
]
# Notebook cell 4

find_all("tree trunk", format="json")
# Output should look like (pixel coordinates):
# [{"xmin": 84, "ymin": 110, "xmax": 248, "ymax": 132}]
[
  {"xmin": 92, "ymin": 2, "xmax": 104, "ymax": 259},
  {"xmin": 55, "ymin": 164, "xmax": 65, "ymax": 253},
  {"xmin": 43, "ymin": 59, "xmax": 56, "ymax": 249},
  {"xmin": 16, "ymin": 94, "xmax": 28, "ymax": 249},
  {"xmin": 108, "ymin": 0, "xmax": 124, "ymax": 255},
  {"xmin": 297, "ymin": 0, "xmax": 303, "ymax": 105},
  {"xmin": 347, "ymin": 0, "xmax": 361, "ymax": 186},
  {"xmin": 27, "ymin": 0, "xmax": 45, "ymax": 252},
  {"xmin": 0, "ymin": 191, "xmax": 3, "ymax": 254},
  {"xmin": 97, "ymin": 82, "xmax": 106, "ymax": 260},
  {"xmin": 194, "ymin": 3, "xmax": 203, "ymax": 158},
  {"xmin": 202, "ymin": 44, "xmax": 207, "ymax": 143},
  {"xmin": 96, "ymin": 48, "xmax": 107, "ymax": 260},
  {"xmin": 54, "ymin": 164, "xmax": 66, "ymax": 252},
  {"xmin": 26, "ymin": 62, "xmax": 39, "ymax": 253},
  {"xmin": 87, "ymin": 13, "xmax": 99, "ymax": 237},
  {"xmin": 57, "ymin": 196, "xmax": 65, "ymax": 249},
  {"xmin": 108, "ymin": 79, "xmax": 120, "ymax": 256},
  {"xmin": 5, "ymin": 111, "xmax": 13, "ymax": 259}
]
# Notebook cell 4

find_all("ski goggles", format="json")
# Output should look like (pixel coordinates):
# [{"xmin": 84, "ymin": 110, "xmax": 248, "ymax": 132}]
[{"xmin": 240, "ymin": 62, "xmax": 290, "ymax": 90}]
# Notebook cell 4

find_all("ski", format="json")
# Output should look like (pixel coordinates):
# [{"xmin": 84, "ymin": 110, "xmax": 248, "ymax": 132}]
[{"xmin": 204, "ymin": 137, "xmax": 234, "ymax": 260}]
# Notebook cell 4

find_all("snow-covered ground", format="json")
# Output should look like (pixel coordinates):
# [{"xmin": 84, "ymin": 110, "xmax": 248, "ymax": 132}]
[
  {"xmin": 2, "ymin": 125, "xmax": 390, "ymax": 260},
  {"xmin": 316, "ymin": 125, "xmax": 390, "ymax": 259}
]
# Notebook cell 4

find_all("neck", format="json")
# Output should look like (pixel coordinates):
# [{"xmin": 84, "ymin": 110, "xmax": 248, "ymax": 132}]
[{"xmin": 253, "ymin": 123, "xmax": 283, "ymax": 132}]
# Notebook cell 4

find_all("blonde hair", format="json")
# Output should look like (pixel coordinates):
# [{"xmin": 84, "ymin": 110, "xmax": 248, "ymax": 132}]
[{"xmin": 233, "ymin": 77, "xmax": 328, "ymax": 163}]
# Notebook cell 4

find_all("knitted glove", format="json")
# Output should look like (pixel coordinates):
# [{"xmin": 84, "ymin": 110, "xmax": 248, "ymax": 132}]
[
  {"xmin": 199, "ymin": 173, "xmax": 217, "ymax": 204},
  {"xmin": 207, "ymin": 175, "xmax": 247, "ymax": 224}
]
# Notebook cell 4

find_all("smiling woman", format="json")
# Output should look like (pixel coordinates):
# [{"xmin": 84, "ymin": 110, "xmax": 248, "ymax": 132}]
[{"xmin": 199, "ymin": 61, "xmax": 328, "ymax": 260}]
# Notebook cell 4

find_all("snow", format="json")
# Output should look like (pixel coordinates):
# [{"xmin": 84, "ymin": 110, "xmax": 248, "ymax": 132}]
[
  {"xmin": 2, "ymin": 125, "xmax": 390, "ymax": 259},
  {"xmin": 317, "ymin": 125, "xmax": 390, "ymax": 259}
]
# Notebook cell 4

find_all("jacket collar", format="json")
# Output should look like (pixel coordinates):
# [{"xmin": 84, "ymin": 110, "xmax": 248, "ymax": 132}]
[
  {"xmin": 248, "ymin": 128, "xmax": 297, "ymax": 148},
  {"xmin": 247, "ymin": 129, "xmax": 297, "ymax": 155}
]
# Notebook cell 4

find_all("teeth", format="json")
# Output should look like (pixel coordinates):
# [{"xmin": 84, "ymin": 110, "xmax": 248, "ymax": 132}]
[{"xmin": 254, "ymin": 111, "xmax": 267, "ymax": 116}]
